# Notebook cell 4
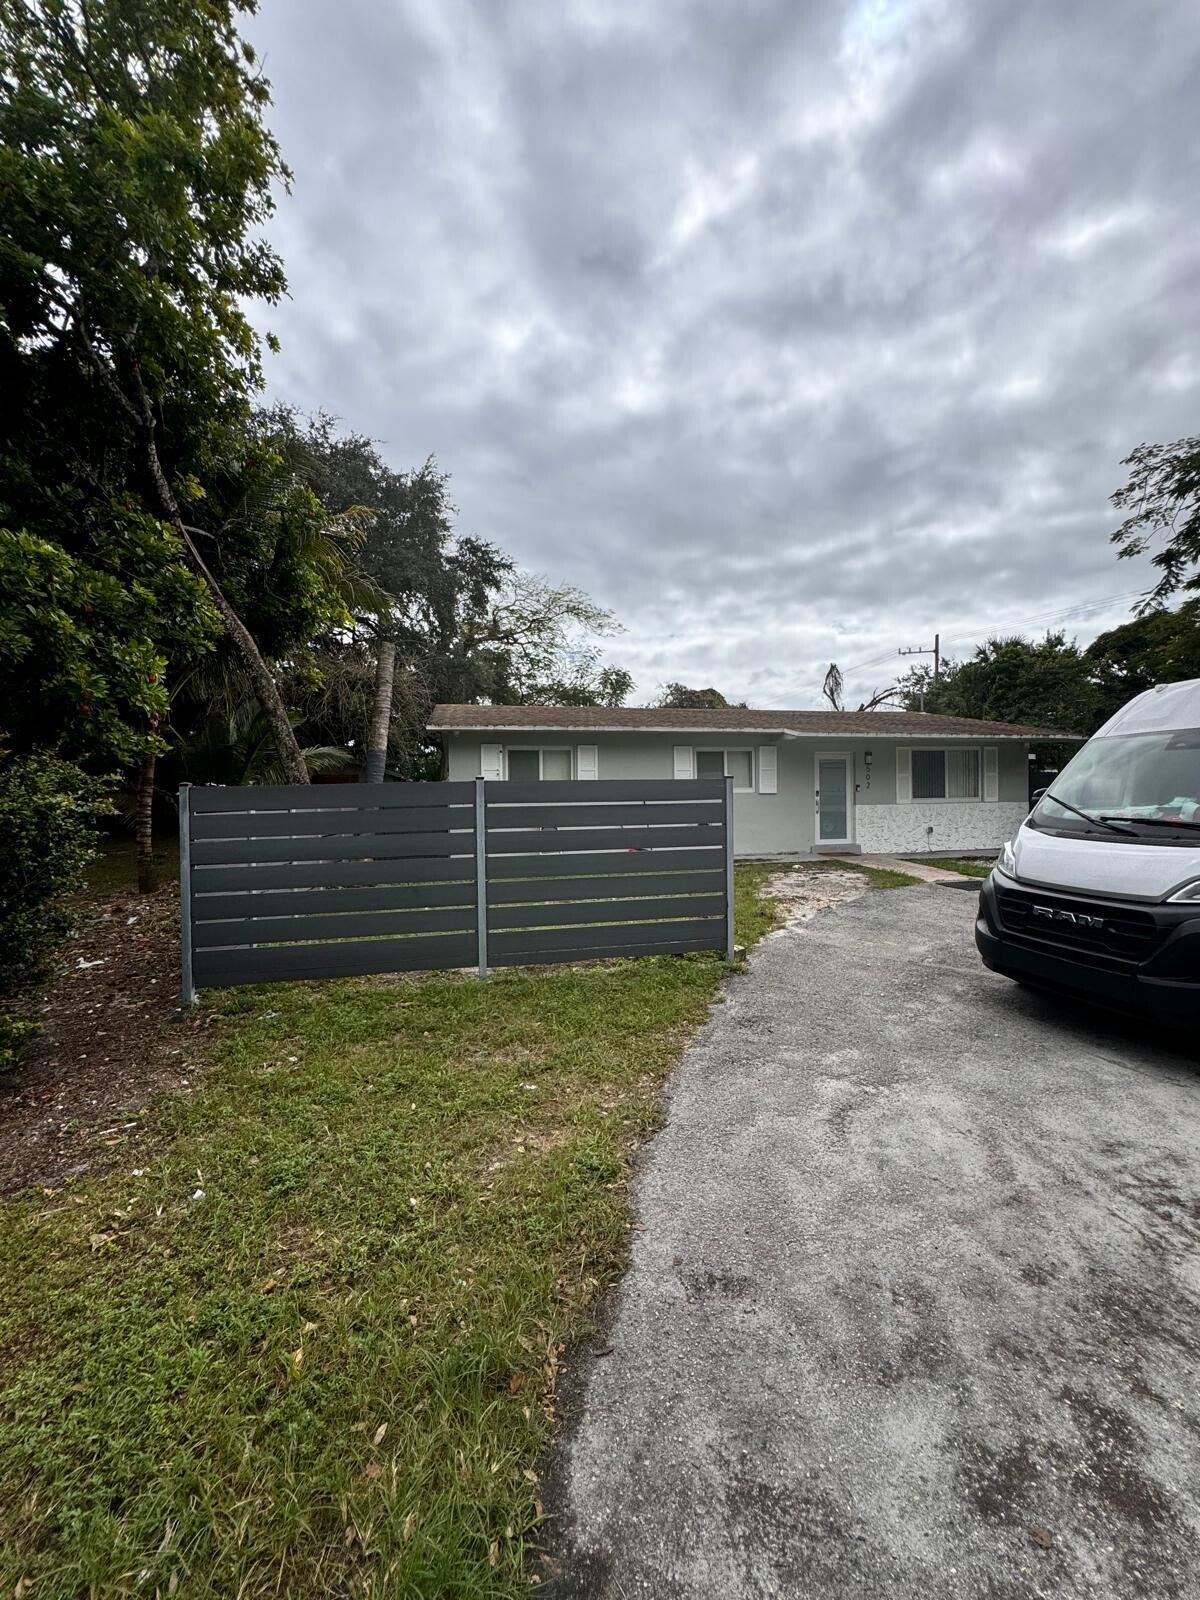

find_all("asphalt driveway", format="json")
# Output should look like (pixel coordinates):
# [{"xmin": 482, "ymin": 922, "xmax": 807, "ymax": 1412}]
[{"xmin": 543, "ymin": 884, "xmax": 1200, "ymax": 1599}]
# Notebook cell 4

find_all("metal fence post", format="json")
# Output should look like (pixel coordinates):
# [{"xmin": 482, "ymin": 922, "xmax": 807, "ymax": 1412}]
[
  {"xmin": 724, "ymin": 774, "xmax": 736, "ymax": 959},
  {"xmin": 178, "ymin": 784, "xmax": 197, "ymax": 1006},
  {"xmin": 475, "ymin": 775, "xmax": 489, "ymax": 978}
]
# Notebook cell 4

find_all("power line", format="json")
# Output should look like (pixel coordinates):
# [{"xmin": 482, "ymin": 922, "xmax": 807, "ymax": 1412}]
[{"xmin": 841, "ymin": 589, "xmax": 1146, "ymax": 677}]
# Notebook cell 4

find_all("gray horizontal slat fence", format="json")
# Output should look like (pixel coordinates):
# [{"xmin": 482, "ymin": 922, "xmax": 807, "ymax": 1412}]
[
  {"xmin": 485, "ymin": 823, "xmax": 723, "ymax": 856},
  {"xmin": 494, "ymin": 893, "xmax": 727, "ymax": 931},
  {"xmin": 189, "ymin": 781, "xmax": 476, "ymax": 812},
  {"xmin": 195, "ymin": 856, "xmax": 477, "ymax": 895},
  {"xmin": 486, "ymin": 800, "xmax": 724, "ymax": 830},
  {"xmin": 487, "ymin": 870, "xmax": 725, "ymax": 905},
  {"xmin": 489, "ymin": 919, "xmax": 724, "ymax": 966},
  {"xmin": 482, "ymin": 777, "xmax": 732, "ymax": 973},
  {"xmin": 182, "ymin": 781, "xmax": 479, "ymax": 997},
  {"xmin": 180, "ymin": 775, "xmax": 734, "ymax": 999},
  {"xmin": 191, "ymin": 828, "xmax": 474, "ymax": 866},
  {"xmin": 190, "ymin": 804, "xmax": 470, "ymax": 841},
  {"xmin": 194, "ymin": 934, "xmax": 479, "ymax": 990},
  {"xmin": 484, "ymin": 845, "xmax": 724, "ymax": 881}
]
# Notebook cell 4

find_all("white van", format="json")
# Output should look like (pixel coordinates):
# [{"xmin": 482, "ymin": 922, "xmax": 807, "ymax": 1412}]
[{"xmin": 977, "ymin": 678, "xmax": 1200, "ymax": 1023}]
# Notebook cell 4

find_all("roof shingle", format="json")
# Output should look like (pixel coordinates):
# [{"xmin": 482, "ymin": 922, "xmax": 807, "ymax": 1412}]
[{"xmin": 428, "ymin": 705, "xmax": 1075, "ymax": 740}]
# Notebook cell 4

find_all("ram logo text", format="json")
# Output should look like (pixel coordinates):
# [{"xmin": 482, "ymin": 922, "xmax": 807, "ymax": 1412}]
[{"xmin": 1032, "ymin": 905, "xmax": 1105, "ymax": 930}]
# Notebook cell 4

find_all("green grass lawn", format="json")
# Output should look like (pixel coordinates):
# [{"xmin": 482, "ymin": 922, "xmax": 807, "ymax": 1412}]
[
  {"xmin": 921, "ymin": 857, "xmax": 995, "ymax": 879},
  {"xmin": 0, "ymin": 867, "xmax": 782, "ymax": 1599}
]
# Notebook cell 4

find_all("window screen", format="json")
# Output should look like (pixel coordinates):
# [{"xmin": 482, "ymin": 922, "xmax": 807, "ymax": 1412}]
[
  {"xmin": 727, "ymin": 750, "xmax": 753, "ymax": 789},
  {"xmin": 911, "ymin": 750, "xmax": 945, "ymax": 799},
  {"xmin": 912, "ymin": 749, "xmax": 980, "ymax": 800},
  {"xmin": 694, "ymin": 749, "xmax": 753, "ymax": 787},
  {"xmin": 946, "ymin": 748, "xmax": 980, "ymax": 799},
  {"xmin": 541, "ymin": 749, "xmax": 571, "ymax": 780},
  {"xmin": 507, "ymin": 749, "xmax": 539, "ymax": 781}
]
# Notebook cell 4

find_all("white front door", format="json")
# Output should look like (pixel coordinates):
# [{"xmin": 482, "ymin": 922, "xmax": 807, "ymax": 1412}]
[{"xmin": 816, "ymin": 754, "xmax": 854, "ymax": 846}]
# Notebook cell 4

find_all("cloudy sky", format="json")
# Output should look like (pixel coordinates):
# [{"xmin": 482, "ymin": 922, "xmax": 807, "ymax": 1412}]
[{"xmin": 244, "ymin": 0, "xmax": 1200, "ymax": 708}]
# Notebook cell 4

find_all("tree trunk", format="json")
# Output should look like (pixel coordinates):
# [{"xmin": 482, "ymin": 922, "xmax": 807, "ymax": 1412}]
[
  {"xmin": 121, "ymin": 352, "xmax": 311, "ymax": 786},
  {"xmin": 365, "ymin": 639, "xmax": 397, "ymax": 784},
  {"xmin": 178, "ymin": 544, "xmax": 310, "ymax": 786},
  {"xmin": 135, "ymin": 753, "xmax": 157, "ymax": 894}
]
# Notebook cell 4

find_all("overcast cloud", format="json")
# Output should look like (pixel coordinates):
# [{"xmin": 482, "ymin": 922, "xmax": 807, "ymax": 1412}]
[{"xmin": 244, "ymin": 0, "xmax": 1200, "ymax": 707}]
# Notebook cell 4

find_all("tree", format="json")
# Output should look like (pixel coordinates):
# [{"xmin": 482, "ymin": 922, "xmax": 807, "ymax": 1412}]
[
  {"xmin": 0, "ymin": 753, "xmax": 108, "ymax": 1067},
  {"xmin": 261, "ymin": 417, "xmax": 507, "ymax": 781},
  {"xmin": 0, "ymin": 526, "xmax": 210, "ymax": 772},
  {"xmin": 897, "ymin": 634, "xmax": 1100, "ymax": 734},
  {"xmin": 1110, "ymin": 436, "xmax": 1200, "ymax": 605},
  {"xmin": 178, "ymin": 705, "xmax": 352, "ymax": 788},
  {"xmin": 245, "ymin": 417, "xmax": 632, "ymax": 774},
  {"xmin": 1085, "ymin": 601, "xmax": 1200, "ymax": 723},
  {"xmin": 822, "ymin": 664, "xmax": 844, "ymax": 711},
  {"xmin": 0, "ymin": 0, "xmax": 310, "ymax": 782},
  {"xmin": 461, "ymin": 575, "xmax": 629, "ymax": 706},
  {"xmin": 654, "ymin": 684, "xmax": 744, "ymax": 709}
]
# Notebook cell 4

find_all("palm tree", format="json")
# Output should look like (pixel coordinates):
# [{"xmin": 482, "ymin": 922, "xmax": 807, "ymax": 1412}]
[{"xmin": 179, "ymin": 705, "xmax": 353, "ymax": 788}]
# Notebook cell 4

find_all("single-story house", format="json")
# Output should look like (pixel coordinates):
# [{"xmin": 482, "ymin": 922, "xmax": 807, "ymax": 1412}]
[{"xmin": 428, "ymin": 705, "xmax": 1074, "ymax": 857}]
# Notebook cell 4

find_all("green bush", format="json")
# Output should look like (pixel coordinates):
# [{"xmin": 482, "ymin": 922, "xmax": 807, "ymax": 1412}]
[{"xmin": 0, "ymin": 754, "xmax": 108, "ymax": 1068}]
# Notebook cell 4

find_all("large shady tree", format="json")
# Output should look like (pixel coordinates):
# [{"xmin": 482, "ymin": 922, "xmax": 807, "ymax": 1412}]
[
  {"xmin": 0, "ymin": 0, "xmax": 310, "ymax": 785},
  {"xmin": 1110, "ymin": 435, "xmax": 1200, "ymax": 605}
]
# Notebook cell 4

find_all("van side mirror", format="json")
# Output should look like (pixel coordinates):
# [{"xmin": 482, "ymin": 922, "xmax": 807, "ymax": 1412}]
[{"xmin": 1031, "ymin": 787, "xmax": 1047, "ymax": 805}]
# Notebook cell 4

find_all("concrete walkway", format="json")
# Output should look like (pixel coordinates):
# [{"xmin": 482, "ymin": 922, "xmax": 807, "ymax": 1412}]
[
  {"xmin": 831, "ymin": 852, "xmax": 983, "ymax": 883},
  {"xmin": 543, "ymin": 887, "xmax": 1200, "ymax": 1599}
]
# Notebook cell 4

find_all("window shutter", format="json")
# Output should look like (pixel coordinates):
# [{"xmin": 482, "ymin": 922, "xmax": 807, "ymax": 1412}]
[
  {"xmin": 577, "ymin": 744, "xmax": 598, "ymax": 780},
  {"xmin": 757, "ymin": 746, "xmax": 778, "ymax": 794},
  {"xmin": 983, "ymin": 746, "xmax": 999, "ymax": 802},
  {"xmin": 673, "ymin": 745, "xmax": 694, "ymax": 780},
  {"xmin": 479, "ymin": 743, "xmax": 503, "ymax": 781},
  {"xmin": 897, "ymin": 746, "xmax": 912, "ymax": 803}
]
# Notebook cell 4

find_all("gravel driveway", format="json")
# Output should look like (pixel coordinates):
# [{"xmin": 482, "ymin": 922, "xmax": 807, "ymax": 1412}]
[{"xmin": 543, "ymin": 884, "xmax": 1200, "ymax": 1599}]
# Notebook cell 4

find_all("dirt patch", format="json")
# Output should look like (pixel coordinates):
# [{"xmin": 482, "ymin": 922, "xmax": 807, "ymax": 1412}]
[
  {"xmin": 766, "ymin": 866, "xmax": 869, "ymax": 924},
  {"xmin": 0, "ymin": 883, "xmax": 211, "ymax": 1198}
]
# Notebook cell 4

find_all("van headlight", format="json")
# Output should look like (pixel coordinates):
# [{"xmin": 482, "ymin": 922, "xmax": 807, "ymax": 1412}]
[
  {"xmin": 1167, "ymin": 879, "xmax": 1200, "ymax": 903},
  {"xmin": 997, "ymin": 838, "xmax": 1018, "ymax": 878}
]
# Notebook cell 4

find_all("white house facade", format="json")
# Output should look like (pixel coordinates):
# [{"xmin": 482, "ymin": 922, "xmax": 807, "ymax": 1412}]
[{"xmin": 429, "ymin": 706, "xmax": 1073, "ymax": 858}]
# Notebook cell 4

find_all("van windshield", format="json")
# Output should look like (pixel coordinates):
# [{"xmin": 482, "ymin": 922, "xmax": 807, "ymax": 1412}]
[{"xmin": 1030, "ymin": 728, "xmax": 1200, "ymax": 840}]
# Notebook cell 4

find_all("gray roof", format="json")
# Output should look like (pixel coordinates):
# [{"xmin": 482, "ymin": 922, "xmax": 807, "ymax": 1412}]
[{"xmin": 429, "ymin": 705, "xmax": 1075, "ymax": 740}]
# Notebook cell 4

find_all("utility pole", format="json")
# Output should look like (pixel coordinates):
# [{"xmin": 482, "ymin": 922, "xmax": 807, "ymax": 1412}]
[{"xmin": 898, "ymin": 633, "xmax": 940, "ymax": 711}]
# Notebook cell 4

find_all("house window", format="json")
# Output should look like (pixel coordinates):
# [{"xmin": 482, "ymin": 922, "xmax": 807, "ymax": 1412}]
[
  {"xmin": 695, "ymin": 748, "xmax": 754, "ymax": 791},
  {"xmin": 912, "ymin": 747, "xmax": 981, "ymax": 801},
  {"xmin": 506, "ymin": 747, "xmax": 572, "ymax": 780}
]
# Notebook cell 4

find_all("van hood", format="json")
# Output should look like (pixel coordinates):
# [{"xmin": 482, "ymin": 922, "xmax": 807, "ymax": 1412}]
[{"xmin": 1009, "ymin": 823, "xmax": 1200, "ymax": 903}]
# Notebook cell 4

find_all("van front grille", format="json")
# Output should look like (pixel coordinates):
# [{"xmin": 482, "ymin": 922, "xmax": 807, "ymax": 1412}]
[{"xmin": 996, "ymin": 886, "xmax": 1159, "ymax": 969}]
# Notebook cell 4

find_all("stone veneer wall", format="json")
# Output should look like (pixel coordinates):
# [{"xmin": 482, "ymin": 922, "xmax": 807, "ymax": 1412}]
[{"xmin": 855, "ymin": 801, "xmax": 1028, "ymax": 856}]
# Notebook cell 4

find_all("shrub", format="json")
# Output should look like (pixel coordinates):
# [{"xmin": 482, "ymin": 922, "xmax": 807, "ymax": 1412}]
[{"xmin": 0, "ymin": 754, "xmax": 108, "ymax": 1068}]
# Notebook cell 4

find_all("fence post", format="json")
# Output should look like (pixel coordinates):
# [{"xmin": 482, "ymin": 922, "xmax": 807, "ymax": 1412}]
[
  {"xmin": 178, "ymin": 784, "xmax": 197, "ymax": 1006},
  {"xmin": 475, "ymin": 775, "xmax": 489, "ymax": 978},
  {"xmin": 724, "ymin": 774, "xmax": 736, "ymax": 959}
]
